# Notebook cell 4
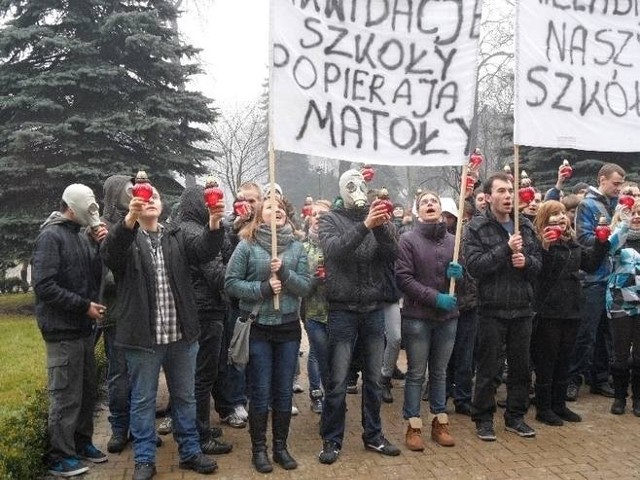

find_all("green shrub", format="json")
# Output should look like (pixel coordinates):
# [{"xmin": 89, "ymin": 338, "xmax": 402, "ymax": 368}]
[
  {"xmin": 0, "ymin": 314, "xmax": 107, "ymax": 480},
  {"xmin": 0, "ymin": 388, "xmax": 48, "ymax": 480},
  {"xmin": 95, "ymin": 333, "xmax": 107, "ymax": 393}
]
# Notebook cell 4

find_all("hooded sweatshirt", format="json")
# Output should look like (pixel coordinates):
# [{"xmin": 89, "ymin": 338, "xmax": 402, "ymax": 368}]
[
  {"xmin": 102, "ymin": 175, "xmax": 134, "ymax": 227},
  {"xmin": 99, "ymin": 175, "xmax": 134, "ymax": 327},
  {"xmin": 175, "ymin": 186, "xmax": 229, "ymax": 318}
]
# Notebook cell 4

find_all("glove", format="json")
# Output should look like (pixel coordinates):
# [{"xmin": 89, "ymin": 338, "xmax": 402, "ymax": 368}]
[
  {"xmin": 446, "ymin": 262, "xmax": 463, "ymax": 280},
  {"xmin": 436, "ymin": 293, "xmax": 457, "ymax": 311}
]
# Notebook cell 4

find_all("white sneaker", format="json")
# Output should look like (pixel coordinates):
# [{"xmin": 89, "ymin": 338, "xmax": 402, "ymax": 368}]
[
  {"xmin": 157, "ymin": 416, "xmax": 172, "ymax": 435},
  {"xmin": 291, "ymin": 405, "xmax": 299, "ymax": 416},
  {"xmin": 222, "ymin": 411, "xmax": 246, "ymax": 428},
  {"xmin": 234, "ymin": 404, "xmax": 248, "ymax": 422}
]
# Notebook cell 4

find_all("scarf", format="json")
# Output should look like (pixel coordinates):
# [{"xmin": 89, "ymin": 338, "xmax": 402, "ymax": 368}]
[
  {"xmin": 307, "ymin": 226, "xmax": 319, "ymax": 243},
  {"xmin": 627, "ymin": 228, "xmax": 640, "ymax": 242},
  {"xmin": 256, "ymin": 223, "xmax": 294, "ymax": 255}
]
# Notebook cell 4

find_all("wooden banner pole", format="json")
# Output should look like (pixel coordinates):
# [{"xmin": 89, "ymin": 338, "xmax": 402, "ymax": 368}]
[
  {"xmin": 513, "ymin": 144, "xmax": 520, "ymax": 234},
  {"xmin": 268, "ymin": 142, "xmax": 280, "ymax": 311},
  {"xmin": 449, "ymin": 165, "xmax": 469, "ymax": 295}
]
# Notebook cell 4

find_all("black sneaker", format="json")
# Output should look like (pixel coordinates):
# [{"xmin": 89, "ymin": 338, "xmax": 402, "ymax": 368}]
[
  {"xmin": 179, "ymin": 453, "xmax": 218, "ymax": 474},
  {"xmin": 133, "ymin": 462, "xmax": 156, "ymax": 480},
  {"xmin": 505, "ymin": 418, "xmax": 536, "ymax": 437},
  {"xmin": 77, "ymin": 443, "xmax": 108, "ymax": 463},
  {"xmin": 201, "ymin": 438, "xmax": 233, "ymax": 455},
  {"xmin": 310, "ymin": 397, "xmax": 323, "ymax": 414},
  {"xmin": 590, "ymin": 383, "xmax": 615, "ymax": 398},
  {"xmin": 318, "ymin": 440, "xmax": 341, "ymax": 464},
  {"xmin": 107, "ymin": 433, "xmax": 129, "ymax": 454},
  {"xmin": 475, "ymin": 421, "xmax": 496, "ymax": 441},
  {"xmin": 346, "ymin": 383, "xmax": 358, "ymax": 394},
  {"xmin": 47, "ymin": 457, "xmax": 89, "ymax": 477},
  {"xmin": 566, "ymin": 382, "xmax": 579, "ymax": 402},
  {"xmin": 210, "ymin": 426, "xmax": 223, "ymax": 438},
  {"xmin": 553, "ymin": 406, "xmax": 582, "ymax": 422},
  {"xmin": 364, "ymin": 437, "xmax": 401, "ymax": 456}
]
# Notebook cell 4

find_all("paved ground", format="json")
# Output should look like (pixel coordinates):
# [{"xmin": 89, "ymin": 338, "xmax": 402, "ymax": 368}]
[{"xmin": 79, "ymin": 344, "xmax": 640, "ymax": 480}]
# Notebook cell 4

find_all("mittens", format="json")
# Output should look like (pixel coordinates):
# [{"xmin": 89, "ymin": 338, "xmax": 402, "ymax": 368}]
[
  {"xmin": 436, "ymin": 293, "xmax": 457, "ymax": 311},
  {"xmin": 446, "ymin": 262, "xmax": 463, "ymax": 280}
]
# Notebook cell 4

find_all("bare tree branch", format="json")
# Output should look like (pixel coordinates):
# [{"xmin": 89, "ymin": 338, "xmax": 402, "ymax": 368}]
[{"xmin": 205, "ymin": 103, "xmax": 268, "ymax": 194}]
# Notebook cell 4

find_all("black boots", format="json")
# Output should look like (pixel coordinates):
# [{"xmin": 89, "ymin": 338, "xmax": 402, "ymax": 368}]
[
  {"xmin": 381, "ymin": 376, "xmax": 393, "ymax": 404},
  {"xmin": 535, "ymin": 384, "xmax": 563, "ymax": 426},
  {"xmin": 249, "ymin": 410, "xmax": 298, "ymax": 472},
  {"xmin": 611, "ymin": 371, "xmax": 630, "ymax": 415},
  {"xmin": 611, "ymin": 370, "xmax": 640, "ymax": 416},
  {"xmin": 552, "ymin": 382, "xmax": 582, "ymax": 422},
  {"xmin": 249, "ymin": 411, "xmax": 272, "ymax": 473},
  {"xmin": 272, "ymin": 410, "xmax": 297, "ymax": 470}
]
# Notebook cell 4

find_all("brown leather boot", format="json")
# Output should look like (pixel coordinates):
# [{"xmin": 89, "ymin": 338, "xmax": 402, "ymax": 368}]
[
  {"xmin": 405, "ymin": 417, "xmax": 425, "ymax": 451},
  {"xmin": 431, "ymin": 413, "xmax": 455, "ymax": 447}
]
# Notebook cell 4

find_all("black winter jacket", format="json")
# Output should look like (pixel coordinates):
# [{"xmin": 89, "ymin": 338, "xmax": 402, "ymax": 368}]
[
  {"xmin": 101, "ymin": 219, "xmax": 224, "ymax": 350},
  {"xmin": 33, "ymin": 216, "xmax": 101, "ymax": 341},
  {"xmin": 318, "ymin": 206, "xmax": 397, "ymax": 312},
  {"xmin": 535, "ymin": 238, "xmax": 607, "ymax": 320},
  {"xmin": 463, "ymin": 209, "xmax": 542, "ymax": 319},
  {"xmin": 175, "ymin": 186, "xmax": 229, "ymax": 319},
  {"xmin": 100, "ymin": 175, "xmax": 134, "ymax": 328}
]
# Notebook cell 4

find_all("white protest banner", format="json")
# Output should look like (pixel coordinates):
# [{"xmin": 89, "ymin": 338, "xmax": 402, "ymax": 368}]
[
  {"xmin": 270, "ymin": 0, "xmax": 482, "ymax": 167},
  {"xmin": 514, "ymin": 1, "xmax": 640, "ymax": 151}
]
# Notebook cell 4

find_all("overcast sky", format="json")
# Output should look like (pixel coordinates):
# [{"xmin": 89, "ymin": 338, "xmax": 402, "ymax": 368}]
[
  {"xmin": 177, "ymin": 0, "xmax": 511, "ymax": 114},
  {"xmin": 179, "ymin": 1, "xmax": 270, "ymax": 112}
]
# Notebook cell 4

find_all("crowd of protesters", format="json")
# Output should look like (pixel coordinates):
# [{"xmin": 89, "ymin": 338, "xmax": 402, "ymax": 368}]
[{"xmin": 32, "ymin": 160, "xmax": 640, "ymax": 479}]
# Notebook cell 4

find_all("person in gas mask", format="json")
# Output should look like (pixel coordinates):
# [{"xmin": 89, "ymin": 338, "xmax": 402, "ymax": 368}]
[
  {"xmin": 33, "ymin": 183, "xmax": 109, "ymax": 477},
  {"xmin": 316, "ymin": 169, "xmax": 401, "ymax": 465}
]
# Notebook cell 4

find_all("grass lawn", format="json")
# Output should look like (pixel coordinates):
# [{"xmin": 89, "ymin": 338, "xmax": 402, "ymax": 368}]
[
  {"xmin": 0, "ymin": 292, "xmax": 34, "ymax": 315},
  {"xmin": 0, "ymin": 294, "xmax": 45, "ymax": 418}
]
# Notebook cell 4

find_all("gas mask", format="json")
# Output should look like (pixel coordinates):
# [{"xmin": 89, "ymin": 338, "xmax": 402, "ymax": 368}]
[
  {"xmin": 62, "ymin": 184, "xmax": 101, "ymax": 228},
  {"xmin": 339, "ymin": 169, "xmax": 368, "ymax": 209}
]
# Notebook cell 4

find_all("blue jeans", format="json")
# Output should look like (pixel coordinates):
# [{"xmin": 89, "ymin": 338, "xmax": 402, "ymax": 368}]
[
  {"xmin": 569, "ymin": 283, "xmax": 611, "ymax": 386},
  {"xmin": 402, "ymin": 316, "xmax": 457, "ymax": 418},
  {"xmin": 448, "ymin": 309, "xmax": 478, "ymax": 406},
  {"xmin": 320, "ymin": 309, "xmax": 385, "ymax": 447},
  {"xmin": 103, "ymin": 326, "xmax": 130, "ymax": 437},
  {"xmin": 247, "ymin": 336, "xmax": 300, "ymax": 413},
  {"xmin": 125, "ymin": 339, "xmax": 200, "ymax": 465},
  {"xmin": 381, "ymin": 302, "xmax": 402, "ymax": 378},
  {"xmin": 214, "ymin": 306, "xmax": 247, "ymax": 417},
  {"xmin": 304, "ymin": 318, "xmax": 329, "ymax": 393}
]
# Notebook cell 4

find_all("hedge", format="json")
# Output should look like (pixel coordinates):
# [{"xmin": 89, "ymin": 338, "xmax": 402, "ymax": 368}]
[
  {"xmin": 0, "ymin": 388, "xmax": 48, "ymax": 480},
  {"xmin": 0, "ymin": 337, "xmax": 107, "ymax": 480}
]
